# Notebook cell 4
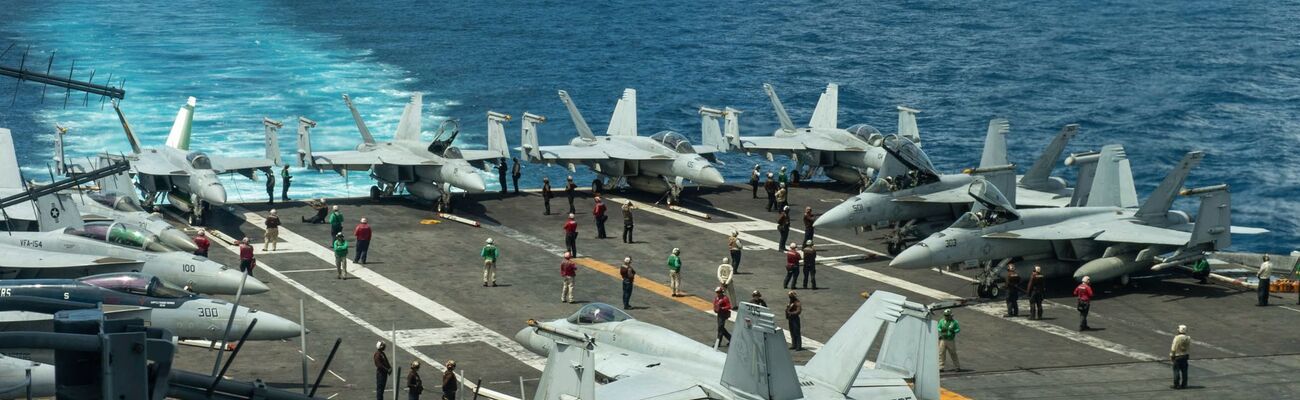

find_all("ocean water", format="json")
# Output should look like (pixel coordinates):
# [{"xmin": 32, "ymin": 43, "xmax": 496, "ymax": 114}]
[{"xmin": 1, "ymin": 0, "xmax": 1296, "ymax": 252}]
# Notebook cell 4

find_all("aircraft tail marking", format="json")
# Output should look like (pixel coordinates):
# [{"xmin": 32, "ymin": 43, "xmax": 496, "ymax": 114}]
[{"xmin": 164, "ymin": 96, "xmax": 196, "ymax": 150}]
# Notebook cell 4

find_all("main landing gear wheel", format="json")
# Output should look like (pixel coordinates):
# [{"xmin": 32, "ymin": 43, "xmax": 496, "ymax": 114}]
[
  {"xmin": 977, "ymin": 282, "xmax": 1001, "ymax": 299},
  {"xmin": 370, "ymin": 185, "xmax": 382, "ymax": 201},
  {"xmin": 887, "ymin": 241, "xmax": 905, "ymax": 256}
]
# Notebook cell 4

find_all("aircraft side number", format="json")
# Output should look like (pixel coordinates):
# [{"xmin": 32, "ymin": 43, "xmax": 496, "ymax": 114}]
[
  {"xmin": 945, "ymin": 239, "xmax": 957, "ymax": 248},
  {"xmin": 182, "ymin": 264, "xmax": 196, "ymax": 273},
  {"xmin": 0, "ymin": 288, "xmax": 10, "ymax": 296},
  {"xmin": 198, "ymin": 308, "xmax": 220, "ymax": 318}
]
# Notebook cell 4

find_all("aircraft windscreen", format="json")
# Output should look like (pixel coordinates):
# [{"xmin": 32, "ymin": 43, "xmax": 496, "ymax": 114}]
[
  {"xmin": 186, "ymin": 152, "xmax": 212, "ymax": 169},
  {"xmin": 887, "ymin": 136, "xmax": 937, "ymax": 175},
  {"xmin": 71, "ymin": 221, "xmax": 158, "ymax": 251},
  {"xmin": 566, "ymin": 303, "xmax": 634, "ymax": 324},
  {"xmin": 845, "ymin": 124, "xmax": 882, "ymax": 144},
  {"xmin": 966, "ymin": 179, "xmax": 1019, "ymax": 225},
  {"xmin": 148, "ymin": 277, "xmax": 193, "ymax": 298},
  {"xmin": 951, "ymin": 212, "xmax": 981, "ymax": 229},
  {"xmin": 80, "ymin": 273, "xmax": 153, "ymax": 296},
  {"xmin": 442, "ymin": 147, "xmax": 464, "ymax": 159},
  {"xmin": 649, "ymin": 131, "xmax": 695, "ymax": 154}
]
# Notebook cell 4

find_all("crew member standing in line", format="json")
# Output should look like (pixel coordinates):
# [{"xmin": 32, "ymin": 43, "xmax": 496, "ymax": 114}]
[
  {"xmin": 620, "ymin": 257, "xmax": 636, "ymax": 309},
  {"xmin": 786, "ymin": 291, "xmax": 803, "ymax": 351},
  {"xmin": 592, "ymin": 196, "xmax": 608, "ymax": 239},
  {"xmin": 718, "ymin": 257, "xmax": 735, "ymax": 310},
  {"xmin": 497, "ymin": 159, "xmax": 509, "ymax": 195},
  {"xmin": 565, "ymin": 176, "xmax": 577, "ymax": 214},
  {"xmin": 441, "ymin": 360, "xmax": 457, "ymax": 400},
  {"xmin": 749, "ymin": 165, "xmax": 761, "ymax": 199},
  {"xmin": 791, "ymin": 166, "xmax": 801, "ymax": 187},
  {"xmin": 1074, "ymin": 276, "xmax": 1094, "ymax": 331},
  {"xmin": 764, "ymin": 172, "xmax": 778, "ymax": 211},
  {"xmin": 1257, "ymin": 254, "xmax": 1273, "ymax": 306},
  {"xmin": 802, "ymin": 240, "xmax": 817, "ymax": 289},
  {"xmin": 193, "ymin": 230, "xmax": 210, "ymax": 257},
  {"xmin": 802, "ymin": 207, "xmax": 816, "ymax": 246},
  {"xmin": 621, "ymin": 201, "xmax": 635, "ymax": 243},
  {"xmin": 238, "ymin": 238, "xmax": 255, "ymax": 277},
  {"xmin": 374, "ymin": 341, "xmax": 392, "ymax": 400},
  {"xmin": 727, "ymin": 230, "xmax": 742, "ymax": 274},
  {"xmin": 1027, "ymin": 265, "xmax": 1045, "ymax": 320},
  {"xmin": 563, "ymin": 213, "xmax": 578, "ymax": 257},
  {"xmin": 541, "ymin": 177, "xmax": 553, "ymax": 215},
  {"xmin": 667, "ymin": 248, "xmax": 683, "ymax": 297},
  {"xmin": 560, "ymin": 252, "xmax": 576, "ymax": 303},
  {"xmin": 1170, "ymin": 325, "xmax": 1191, "ymax": 389},
  {"xmin": 328, "ymin": 205, "xmax": 344, "ymax": 241},
  {"xmin": 511, "ymin": 158, "xmax": 522, "ymax": 194},
  {"xmin": 481, "ymin": 238, "xmax": 499, "ymax": 287},
  {"xmin": 783, "ymin": 243, "xmax": 801, "ymax": 289},
  {"xmin": 775, "ymin": 184, "xmax": 788, "ymax": 212},
  {"xmin": 714, "ymin": 287, "xmax": 733, "ymax": 346},
  {"xmin": 333, "ymin": 233, "xmax": 349, "ymax": 280},
  {"xmin": 406, "ymin": 361, "xmax": 423, "ymax": 400},
  {"xmin": 1004, "ymin": 264, "xmax": 1021, "ymax": 317},
  {"xmin": 354, "ymin": 218, "xmax": 372, "ymax": 264},
  {"xmin": 778, "ymin": 166, "xmax": 789, "ymax": 187},
  {"xmin": 263, "ymin": 210, "xmax": 281, "ymax": 251},
  {"xmin": 776, "ymin": 207, "xmax": 791, "ymax": 253},
  {"xmin": 265, "ymin": 169, "xmax": 276, "ymax": 204},
  {"xmin": 280, "ymin": 165, "xmax": 292, "ymax": 201},
  {"xmin": 938, "ymin": 309, "xmax": 961, "ymax": 372},
  {"xmin": 751, "ymin": 290, "xmax": 767, "ymax": 307}
]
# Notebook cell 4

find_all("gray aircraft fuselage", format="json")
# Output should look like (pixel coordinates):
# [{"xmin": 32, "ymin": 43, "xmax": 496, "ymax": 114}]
[
  {"xmin": 352, "ymin": 140, "xmax": 487, "ymax": 200},
  {"xmin": 133, "ymin": 146, "xmax": 229, "ymax": 209},
  {"xmin": 73, "ymin": 195, "xmax": 197, "ymax": 252},
  {"xmin": 564, "ymin": 135, "xmax": 724, "ymax": 193}
]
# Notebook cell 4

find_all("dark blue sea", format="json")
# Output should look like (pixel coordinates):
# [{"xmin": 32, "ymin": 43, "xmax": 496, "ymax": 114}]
[{"xmin": 1, "ymin": 1, "xmax": 1296, "ymax": 252}]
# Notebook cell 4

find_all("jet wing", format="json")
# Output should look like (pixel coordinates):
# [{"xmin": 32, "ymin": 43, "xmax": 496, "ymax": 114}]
[
  {"xmin": 313, "ymin": 148, "xmax": 438, "ymax": 167},
  {"xmin": 1014, "ymin": 188, "xmax": 1072, "ymax": 208},
  {"xmin": 736, "ymin": 136, "xmax": 806, "ymax": 151},
  {"xmin": 986, "ymin": 220, "xmax": 1191, "ymax": 246},
  {"xmin": 458, "ymin": 149, "xmax": 507, "ymax": 161},
  {"xmin": 130, "ymin": 152, "xmax": 189, "ymax": 176},
  {"xmin": 602, "ymin": 145, "xmax": 672, "ymax": 161},
  {"xmin": 208, "ymin": 155, "xmax": 274, "ymax": 174},
  {"xmin": 892, "ymin": 187, "xmax": 971, "ymax": 204},
  {"xmin": 2, "ymin": 251, "xmax": 143, "ymax": 277},
  {"xmin": 596, "ymin": 370, "xmax": 711, "ymax": 400}
]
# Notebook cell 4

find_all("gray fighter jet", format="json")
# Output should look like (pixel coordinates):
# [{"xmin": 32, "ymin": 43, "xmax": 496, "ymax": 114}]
[
  {"xmin": 517, "ymin": 291, "xmax": 941, "ymax": 400},
  {"xmin": 814, "ymin": 122, "xmax": 1085, "ymax": 253},
  {"xmin": 518, "ymin": 89, "xmax": 725, "ymax": 199},
  {"xmin": 110, "ymin": 98, "xmax": 279, "ymax": 225},
  {"xmin": 302, "ymin": 94, "xmax": 509, "ymax": 207},
  {"xmin": 724, "ymin": 83, "xmax": 921, "ymax": 184},
  {"xmin": 891, "ymin": 148, "xmax": 1266, "ymax": 284},
  {"xmin": 0, "ymin": 273, "xmax": 298, "ymax": 342}
]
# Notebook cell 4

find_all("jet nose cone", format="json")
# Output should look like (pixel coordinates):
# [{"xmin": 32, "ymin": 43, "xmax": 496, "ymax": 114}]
[
  {"xmin": 242, "ymin": 275, "xmax": 271, "ymax": 295},
  {"xmin": 248, "ymin": 312, "xmax": 303, "ymax": 340},
  {"xmin": 161, "ymin": 229, "xmax": 199, "ymax": 252},
  {"xmin": 202, "ymin": 184, "xmax": 227, "ymax": 206},
  {"xmin": 694, "ymin": 167, "xmax": 725, "ymax": 187},
  {"xmin": 447, "ymin": 172, "xmax": 487, "ymax": 193},
  {"xmin": 814, "ymin": 202, "xmax": 855, "ymax": 229},
  {"xmin": 514, "ymin": 327, "xmax": 548, "ymax": 356},
  {"xmin": 890, "ymin": 244, "xmax": 934, "ymax": 269}
]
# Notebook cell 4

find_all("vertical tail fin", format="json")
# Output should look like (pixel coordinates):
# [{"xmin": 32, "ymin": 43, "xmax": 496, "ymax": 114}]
[
  {"xmin": 1135, "ymin": 151, "xmax": 1204, "ymax": 222},
  {"xmin": 802, "ymin": 291, "xmax": 908, "ymax": 395},
  {"xmin": 557, "ymin": 90, "xmax": 597, "ymax": 140},
  {"xmin": 897, "ymin": 106, "xmax": 921, "ymax": 144},
  {"xmin": 720, "ymin": 302, "xmax": 803, "ymax": 400},
  {"xmin": 111, "ymin": 101, "xmax": 143, "ymax": 154},
  {"xmin": 485, "ymin": 111, "xmax": 512, "ymax": 159},
  {"xmin": 606, "ymin": 88, "xmax": 637, "ymax": 137},
  {"xmin": 762, "ymin": 83, "xmax": 797, "ymax": 133},
  {"xmin": 1020, "ymin": 124, "xmax": 1078, "ymax": 190},
  {"xmin": 699, "ymin": 107, "xmax": 726, "ymax": 151},
  {"xmin": 394, "ymin": 93, "xmax": 424, "ymax": 141},
  {"xmin": 341, "ymin": 94, "xmax": 376, "ymax": 145},
  {"xmin": 808, "ymin": 83, "xmax": 838, "ymax": 130},
  {"xmin": 262, "ymin": 117, "xmax": 283, "ymax": 166},
  {"xmin": 34, "ymin": 192, "xmax": 82, "ymax": 231},
  {"xmin": 521, "ymin": 113, "xmax": 545, "ymax": 161},
  {"xmin": 1184, "ymin": 184, "xmax": 1232, "ymax": 249},
  {"xmin": 531, "ymin": 327, "xmax": 597, "ymax": 400},
  {"xmin": 1065, "ymin": 150, "xmax": 1101, "ymax": 207},
  {"xmin": 724, "ymin": 107, "xmax": 742, "ymax": 149},
  {"xmin": 164, "ymin": 96, "xmax": 196, "ymax": 150},
  {"xmin": 1085, "ymin": 145, "xmax": 1140, "ymax": 208},
  {"xmin": 979, "ymin": 118, "xmax": 1011, "ymax": 169},
  {"xmin": 296, "ymin": 117, "xmax": 317, "ymax": 168}
]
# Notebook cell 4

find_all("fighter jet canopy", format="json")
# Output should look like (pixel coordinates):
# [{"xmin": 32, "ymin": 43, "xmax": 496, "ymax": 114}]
[
  {"xmin": 64, "ymin": 221, "xmax": 174, "ymax": 252},
  {"xmin": 185, "ymin": 151, "xmax": 212, "ymax": 169},
  {"xmin": 884, "ymin": 135, "xmax": 938, "ymax": 176},
  {"xmin": 649, "ymin": 131, "xmax": 696, "ymax": 154},
  {"xmin": 845, "ymin": 124, "xmax": 883, "ymax": 145},
  {"xmin": 79, "ymin": 272, "xmax": 194, "ymax": 299},
  {"xmin": 953, "ymin": 178, "xmax": 1020, "ymax": 228},
  {"xmin": 566, "ymin": 303, "xmax": 634, "ymax": 324}
]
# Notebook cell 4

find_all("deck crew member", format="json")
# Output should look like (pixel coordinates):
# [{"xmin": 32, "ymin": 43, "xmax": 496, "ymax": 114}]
[
  {"xmin": 497, "ymin": 159, "xmax": 509, "ymax": 195},
  {"xmin": 565, "ymin": 176, "xmax": 577, "ymax": 214},
  {"xmin": 481, "ymin": 238, "xmax": 499, "ymax": 287},
  {"xmin": 783, "ymin": 243, "xmax": 801, "ymax": 289},
  {"xmin": 1027, "ymin": 265, "xmax": 1045, "ymax": 320},
  {"xmin": 441, "ymin": 360, "xmax": 457, "ymax": 400},
  {"xmin": 1170, "ymin": 325, "xmax": 1191, "ymax": 389},
  {"xmin": 749, "ymin": 165, "xmax": 761, "ymax": 199},
  {"xmin": 718, "ymin": 257, "xmax": 735, "ymax": 310},
  {"xmin": 776, "ymin": 208, "xmax": 791, "ymax": 254},
  {"xmin": 511, "ymin": 158, "xmax": 522, "ymax": 194},
  {"xmin": 786, "ymin": 291, "xmax": 803, "ymax": 351},
  {"xmin": 938, "ymin": 309, "xmax": 961, "ymax": 371},
  {"xmin": 802, "ymin": 207, "xmax": 816, "ymax": 245},
  {"xmin": 777, "ymin": 166, "xmax": 788, "ymax": 187},
  {"xmin": 374, "ymin": 341, "xmax": 392, "ymax": 400},
  {"xmin": 714, "ymin": 287, "xmax": 733, "ymax": 346},
  {"xmin": 593, "ymin": 196, "xmax": 608, "ymax": 239},
  {"xmin": 563, "ymin": 213, "xmax": 578, "ymax": 257},
  {"xmin": 263, "ymin": 210, "xmax": 281, "ymax": 251},
  {"xmin": 541, "ymin": 177, "xmax": 553, "ymax": 215},
  {"xmin": 727, "ymin": 230, "xmax": 742, "ymax": 273},
  {"xmin": 667, "ymin": 248, "xmax": 683, "ymax": 296},
  {"xmin": 327, "ymin": 205, "xmax": 344, "ymax": 241},
  {"xmin": 333, "ymin": 233, "xmax": 349, "ymax": 279},
  {"xmin": 620, "ymin": 257, "xmax": 636, "ymax": 309},
  {"xmin": 1005, "ymin": 264, "xmax": 1021, "ymax": 317},
  {"xmin": 621, "ymin": 201, "xmax": 635, "ymax": 243},
  {"xmin": 238, "ymin": 238, "xmax": 256, "ymax": 277},
  {"xmin": 560, "ymin": 252, "xmax": 577, "ymax": 303},
  {"xmin": 1294, "ymin": 257, "xmax": 1300, "ymax": 305},
  {"xmin": 750, "ymin": 290, "xmax": 767, "ymax": 307},
  {"xmin": 775, "ymin": 184, "xmax": 788, "ymax": 212},
  {"xmin": 1191, "ymin": 257, "xmax": 1211, "ymax": 284},
  {"xmin": 406, "ymin": 361, "xmax": 423, "ymax": 400},
  {"xmin": 1257, "ymin": 254, "xmax": 1273, "ymax": 306},
  {"xmin": 801, "ymin": 240, "xmax": 817, "ymax": 289},
  {"xmin": 764, "ymin": 172, "xmax": 778, "ymax": 211},
  {"xmin": 303, "ymin": 199, "xmax": 327, "ymax": 223},
  {"xmin": 1074, "ymin": 276, "xmax": 1094, "ymax": 331},
  {"xmin": 354, "ymin": 218, "xmax": 372, "ymax": 264},
  {"xmin": 193, "ymin": 230, "xmax": 210, "ymax": 257},
  {"xmin": 280, "ymin": 165, "xmax": 292, "ymax": 201},
  {"xmin": 264, "ymin": 169, "xmax": 276, "ymax": 204}
]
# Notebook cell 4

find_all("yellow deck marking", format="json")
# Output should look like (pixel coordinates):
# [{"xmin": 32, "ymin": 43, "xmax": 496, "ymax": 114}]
[
  {"xmin": 419, "ymin": 219, "xmax": 441, "ymax": 225},
  {"xmin": 572, "ymin": 258, "xmax": 715, "ymax": 312}
]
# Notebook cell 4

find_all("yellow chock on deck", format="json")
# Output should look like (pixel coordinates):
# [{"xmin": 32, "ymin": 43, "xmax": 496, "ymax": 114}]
[{"xmin": 419, "ymin": 219, "xmax": 441, "ymax": 225}]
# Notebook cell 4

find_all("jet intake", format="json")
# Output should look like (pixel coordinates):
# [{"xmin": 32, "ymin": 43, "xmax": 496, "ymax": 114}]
[{"xmin": 825, "ymin": 166, "xmax": 863, "ymax": 184}]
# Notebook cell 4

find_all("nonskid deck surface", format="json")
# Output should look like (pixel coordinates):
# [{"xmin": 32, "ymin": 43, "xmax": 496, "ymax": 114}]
[{"xmin": 170, "ymin": 184, "xmax": 1300, "ymax": 400}]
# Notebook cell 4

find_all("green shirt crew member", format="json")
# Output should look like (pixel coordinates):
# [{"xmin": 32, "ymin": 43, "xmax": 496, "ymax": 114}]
[
  {"xmin": 280, "ymin": 165, "xmax": 292, "ymax": 201},
  {"xmin": 332, "ymin": 234, "xmax": 349, "ymax": 280},
  {"xmin": 668, "ymin": 248, "xmax": 683, "ymax": 297},
  {"xmin": 1192, "ymin": 258, "xmax": 1211, "ymax": 284},
  {"xmin": 938, "ymin": 309, "xmax": 961, "ymax": 371},
  {"xmin": 327, "ymin": 206, "xmax": 344, "ymax": 240},
  {"xmin": 481, "ymin": 238, "xmax": 499, "ymax": 287}
]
